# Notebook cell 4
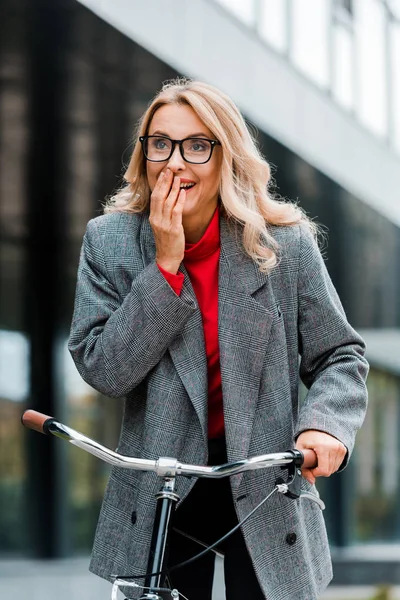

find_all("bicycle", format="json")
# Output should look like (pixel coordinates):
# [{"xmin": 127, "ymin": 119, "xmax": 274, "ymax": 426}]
[{"xmin": 21, "ymin": 409, "xmax": 325, "ymax": 600}]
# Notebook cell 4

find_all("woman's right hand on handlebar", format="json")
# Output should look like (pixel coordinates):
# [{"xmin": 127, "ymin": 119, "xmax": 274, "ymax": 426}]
[{"xmin": 149, "ymin": 168, "xmax": 186, "ymax": 274}]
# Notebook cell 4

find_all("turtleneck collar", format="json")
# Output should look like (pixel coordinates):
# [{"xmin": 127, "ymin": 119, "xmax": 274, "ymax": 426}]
[{"xmin": 184, "ymin": 207, "xmax": 220, "ymax": 262}]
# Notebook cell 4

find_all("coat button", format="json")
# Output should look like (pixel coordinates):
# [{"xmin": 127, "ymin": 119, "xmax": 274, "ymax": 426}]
[
  {"xmin": 131, "ymin": 511, "xmax": 137, "ymax": 525},
  {"xmin": 286, "ymin": 532, "xmax": 297, "ymax": 546}
]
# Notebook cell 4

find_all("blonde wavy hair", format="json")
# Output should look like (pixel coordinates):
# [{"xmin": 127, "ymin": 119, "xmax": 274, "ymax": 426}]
[{"xmin": 105, "ymin": 77, "xmax": 316, "ymax": 272}]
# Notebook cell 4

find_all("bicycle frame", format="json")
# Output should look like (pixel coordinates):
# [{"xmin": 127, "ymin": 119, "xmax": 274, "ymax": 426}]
[
  {"xmin": 21, "ymin": 409, "xmax": 322, "ymax": 600},
  {"xmin": 144, "ymin": 474, "xmax": 179, "ymax": 598}
]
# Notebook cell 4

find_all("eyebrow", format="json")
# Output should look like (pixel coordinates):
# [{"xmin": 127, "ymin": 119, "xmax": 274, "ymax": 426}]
[{"xmin": 150, "ymin": 130, "xmax": 211, "ymax": 138}]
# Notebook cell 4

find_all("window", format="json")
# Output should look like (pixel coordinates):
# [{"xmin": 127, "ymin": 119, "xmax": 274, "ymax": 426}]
[
  {"xmin": 332, "ymin": 23, "xmax": 354, "ymax": 109},
  {"xmin": 0, "ymin": 330, "xmax": 29, "ymax": 554},
  {"xmin": 290, "ymin": 0, "xmax": 331, "ymax": 88},
  {"xmin": 355, "ymin": 0, "xmax": 388, "ymax": 137},
  {"xmin": 214, "ymin": 0, "xmax": 257, "ymax": 27},
  {"xmin": 339, "ymin": 0, "xmax": 354, "ymax": 16},
  {"xmin": 258, "ymin": 0, "xmax": 288, "ymax": 53},
  {"xmin": 63, "ymin": 341, "xmax": 122, "ymax": 552},
  {"xmin": 389, "ymin": 21, "xmax": 400, "ymax": 152},
  {"xmin": 388, "ymin": 0, "xmax": 400, "ymax": 19},
  {"xmin": 353, "ymin": 370, "xmax": 400, "ymax": 543}
]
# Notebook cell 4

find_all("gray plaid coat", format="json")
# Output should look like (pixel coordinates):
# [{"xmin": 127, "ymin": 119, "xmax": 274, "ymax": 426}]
[{"xmin": 68, "ymin": 211, "xmax": 368, "ymax": 600}]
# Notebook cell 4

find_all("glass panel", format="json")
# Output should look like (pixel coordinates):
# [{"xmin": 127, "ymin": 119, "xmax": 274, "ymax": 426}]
[
  {"xmin": 290, "ymin": 0, "xmax": 331, "ymax": 88},
  {"xmin": 388, "ymin": 0, "xmax": 400, "ymax": 19},
  {"xmin": 354, "ymin": 0, "xmax": 388, "ymax": 137},
  {"xmin": 0, "ymin": 330, "xmax": 29, "ymax": 403},
  {"xmin": 62, "ymin": 340, "xmax": 123, "ymax": 553},
  {"xmin": 258, "ymin": 0, "xmax": 288, "ymax": 53},
  {"xmin": 0, "ymin": 101, "xmax": 28, "ymax": 553},
  {"xmin": 215, "ymin": 0, "xmax": 257, "ymax": 27},
  {"xmin": 0, "ymin": 329, "xmax": 29, "ymax": 554},
  {"xmin": 339, "ymin": 0, "xmax": 354, "ymax": 15},
  {"xmin": 390, "ymin": 22, "xmax": 400, "ymax": 153},
  {"xmin": 332, "ymin": 24, "xmax": 354, "ymax": 110},
  {"xmin": 352, "ymin": 370, "xmax": 400, "ymax": 543}
]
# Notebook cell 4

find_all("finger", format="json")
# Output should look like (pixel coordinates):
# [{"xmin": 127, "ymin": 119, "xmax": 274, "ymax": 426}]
[
  {"xmin": 315, "ymin": 443, "xmax": 346, "ymax": 477},
  {"xmin": 301, "ymin": 448, "xmax": 318, "ymax": 469},
  {"xmin": 305, "ymin": 451, "xmax": 343, "ymax": 481},
  {"xmin": 310, "ymin": 450, "xmax": 331, "ymax": 478},
  {"xmin": 159, "ymin": 168, "xmax": 174, "ymax": 200},
  {"xmin": 295, "ymin": 439, "xmax": 319, "ymax": 482},
  {"xmin": 163, "ymin": 175, "xmax": 181, "ymax": 216},
  {"xmin": 296, "ymin": 439, "xmax": 330, "ymax": 479},
  {"xmin": 329, "ymin": 451, "xmax": 341, "ymax": 475},
  {"xmin": 150, "ymin": 171, "xmax": 165, "ymax": 221},
  {"xmin": 150, "ymin": 169, "xmax": 173, "ymax": 215},
  {"xmin": 312, "ymin": 448, "xmax": 339, "ymax": 478},
  {"xmin": 301, "ymin": 467, "xmax": 316, "ymax": 485},
  {"xmin": 170, "ymin": 189, "xmax": 186, "ymax": 226},
  {"xmin": 329, "ymin": 448, "xmax": 346, "ymax": 474}
]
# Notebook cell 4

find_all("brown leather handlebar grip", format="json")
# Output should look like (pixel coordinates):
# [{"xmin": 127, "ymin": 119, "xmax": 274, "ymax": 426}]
[
  {"xmin": 21, "ymin": 409, "xmax": 55, "ymax": 434},
  {"xmin": 301, "ymin": 448, "xmax": 318, "ymax": 469}
]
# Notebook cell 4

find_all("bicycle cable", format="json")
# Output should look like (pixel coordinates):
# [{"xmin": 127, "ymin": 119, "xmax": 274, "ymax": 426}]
[{"xmin": 113, "ymin": 485, "xmax": 278, "ymax": 582}]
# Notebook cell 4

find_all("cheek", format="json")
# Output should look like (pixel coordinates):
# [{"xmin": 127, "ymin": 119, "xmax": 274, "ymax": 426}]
[
  {"xmin": 206, "ymin": 172, "xmax": 221, "ymax": 194},
  {"xmin": 207, "ymin": 158, "xmax": 221, "ymax": 190},
  {"xmin": 200, "ymin": 166, "xmax": 220, "ymax": 192}
]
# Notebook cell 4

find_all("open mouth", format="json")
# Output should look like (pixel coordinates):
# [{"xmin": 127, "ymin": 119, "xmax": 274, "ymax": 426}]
[{"xmin": 180, "ymin": 182, "xmax": 196, "ymax": 191}]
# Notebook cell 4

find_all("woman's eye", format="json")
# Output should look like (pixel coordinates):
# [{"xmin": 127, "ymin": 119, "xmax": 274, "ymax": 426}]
[
  {"xmin": 155, "ymin": 139, "xmax": 168, "ymax": 150},
  {"xmin": 190, "ymin": 142, "xmax": 206, "ymax": 152}
]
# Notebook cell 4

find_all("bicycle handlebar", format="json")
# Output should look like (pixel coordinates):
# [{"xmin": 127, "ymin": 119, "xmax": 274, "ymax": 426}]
[
  {"xmin": 22, "ymin": 409, "xmax": 53, "ymax": 434},
  {"xmin": 21, "ymin": 409, "xmax": 317, "ymax": 476}
]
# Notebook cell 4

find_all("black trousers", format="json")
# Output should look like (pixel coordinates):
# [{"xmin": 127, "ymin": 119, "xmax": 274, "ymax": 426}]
[{"xmin": 164, "ymin": 438, "xmax": 265, "ymax": 600}]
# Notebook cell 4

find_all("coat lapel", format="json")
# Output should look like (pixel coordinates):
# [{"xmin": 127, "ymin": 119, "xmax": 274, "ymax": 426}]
[
  {"xmin": 139, "ymin": 214, "xmax": 277, "ymax": 461},
  {"xmin": 139, "ymin": 218, "xmax": 208, "ymax": 443},
  {"xmin": 219, "ymin": 218, "xmax": 276, "ymax": 491}
]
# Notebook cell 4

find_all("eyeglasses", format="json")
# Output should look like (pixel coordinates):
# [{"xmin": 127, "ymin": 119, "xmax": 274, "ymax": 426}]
[{"xmin": 139, "ymin": 135, "xmax": 221, "ymax": 164}]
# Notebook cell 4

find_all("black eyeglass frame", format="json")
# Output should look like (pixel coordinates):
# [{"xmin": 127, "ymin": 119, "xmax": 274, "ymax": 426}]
[{"xmin": 139, "ymin": 135, "xmax": 221, "ymax": 164}]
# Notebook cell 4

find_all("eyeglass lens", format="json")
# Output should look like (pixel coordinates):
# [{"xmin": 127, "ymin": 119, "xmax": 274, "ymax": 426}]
[{"xmin": 145, "ymin": 137, "xmax": 213, "ymax": 163}]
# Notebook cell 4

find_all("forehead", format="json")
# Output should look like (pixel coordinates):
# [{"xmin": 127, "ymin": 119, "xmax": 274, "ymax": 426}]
[{"xmin": 148, "ymin": 103, "xmax": 213, "ymax": 138}]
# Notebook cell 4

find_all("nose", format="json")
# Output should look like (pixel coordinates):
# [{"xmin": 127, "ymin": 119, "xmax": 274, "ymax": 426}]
[{"xmin": 166, "ymin": 143, "xmax": 185, "ymax": 172}]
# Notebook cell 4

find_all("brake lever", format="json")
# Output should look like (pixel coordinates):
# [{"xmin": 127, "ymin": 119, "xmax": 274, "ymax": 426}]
[
  {"xmin": 298, "ymin": 490, "xmax": 325, "ymax": 510},
  {"xmin": 275, "ymin": 450, "xmax": 325, "ymax": 510},
  {"xmin": 111, "ymin": 577, "xmax": 178, "ymax": 600}
]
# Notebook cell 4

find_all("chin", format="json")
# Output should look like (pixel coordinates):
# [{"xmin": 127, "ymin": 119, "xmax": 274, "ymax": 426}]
[{"xmin": 182, "ymin": 199, "xmax": 200, "ymax": 216}]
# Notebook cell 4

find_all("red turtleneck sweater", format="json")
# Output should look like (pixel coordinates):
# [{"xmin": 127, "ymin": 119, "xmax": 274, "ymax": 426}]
[{"xmin": 157, "ymin": 208, "xmax": 224, "ymax": 439}]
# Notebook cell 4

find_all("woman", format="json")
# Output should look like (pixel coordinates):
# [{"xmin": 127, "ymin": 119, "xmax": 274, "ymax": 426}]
[{"xmin": 68, "ymin": 78, "xmax": 368, "ymax": 600}]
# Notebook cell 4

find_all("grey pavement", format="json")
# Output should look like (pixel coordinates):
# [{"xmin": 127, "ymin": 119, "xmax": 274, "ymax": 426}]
[{"xmin": 1, "ymin": 557, "xmax": 400, "ymax": 599}]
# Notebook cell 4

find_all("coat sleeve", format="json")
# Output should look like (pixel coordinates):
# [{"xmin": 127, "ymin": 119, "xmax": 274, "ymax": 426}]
[
  {"xmin": 68, "ymin": 218, "xmax": 196, "ymax": 397},
  {"xmin": 294, "ymin": 224, "xmax": 369, "ymax": 465}
]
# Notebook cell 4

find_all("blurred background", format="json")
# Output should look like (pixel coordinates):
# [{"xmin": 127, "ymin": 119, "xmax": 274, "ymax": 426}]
[{"xmin": 1, "ymin": 0, "xmax": 400, "ymax": 598}]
